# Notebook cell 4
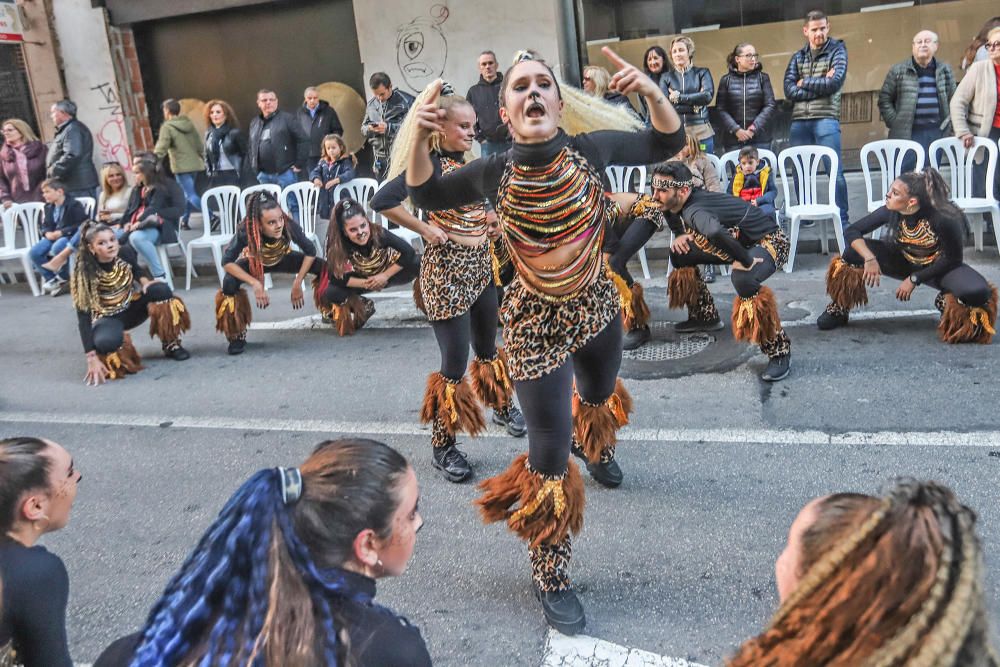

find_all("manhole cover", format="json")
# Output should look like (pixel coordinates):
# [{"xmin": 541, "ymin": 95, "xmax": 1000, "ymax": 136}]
[{"xmin": 623, "ymin": 323, "xmax": 715, "ymax": 362}]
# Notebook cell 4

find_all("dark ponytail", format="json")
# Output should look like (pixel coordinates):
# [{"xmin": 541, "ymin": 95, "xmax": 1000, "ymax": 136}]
[
  {"xmin": 897, "ymin": 167, "xmax": 969, "ymax": 237},
  {"xmin": 0, "ymin": 438, "xmax": 52, "ymax": 534},
  {"xmin": 325, "ymin": 198, "xmax": 383, "ymax": 279}
]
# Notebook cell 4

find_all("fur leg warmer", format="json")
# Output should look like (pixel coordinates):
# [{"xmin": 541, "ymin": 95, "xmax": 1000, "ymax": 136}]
[
  {"xmin": 469, "ymin": 348, "xmax": 514, "ymax": 411},
  {"xmin": 147, "ymin": 296, "xmax": 192, "ymax": 345},
  {"xmin": 332, "ymin": 294, "xmax": 374, "ymax": 336},
  {"xmin": 99, "ymin": 333, "xmax": 144, "ymax": 380},
  {"xmin": 413, "ymin": 280, "xmax": 426, "ymax": 315},
  {"xmin": 938, "ymin": 286, "xmax": 998, "ymax": 344},
  {"xmin": 732, "ymin": 286, "xmax": 781, "ymax": 345},
  {"xmin": 477, "ymin": 453, "xmax": 585, "ymax": 549},
  {"xmin": 572, "ymin": 378, "xmax": 633, "ymax": 464},
  {"xmin": 826, "ymin": 256, "xmax": 868, "ymax": 311},
  {"xmin": 214, "ymin": 289, "xmax": 252, "ymax": 340},
  {"xmin": 668, "ymin": 266, "xmax": 701, "ymax": 310},
  {"xmin": 419, "ymin": 372, "xmax": 486, "ymax": 437}
]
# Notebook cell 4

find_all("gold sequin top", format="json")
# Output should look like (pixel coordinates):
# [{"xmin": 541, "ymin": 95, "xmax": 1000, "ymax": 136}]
[
  {"xmin": 93, "ymin": 257, "xmax": 137, "ymax": 318},
  {"xmin": 427, "ymin": 155, "xmax": 488, "ymax": 239},
  {"xmin": 256, "ymin": 237, "xmax": 292, "ymax": 267},
  {"xmin": 350, "ymin": 245, "xmax": 401, "ymax": 277},
  {"xmin": 897, "ymin": 218, "xmax": 939, "ymax": 266}
]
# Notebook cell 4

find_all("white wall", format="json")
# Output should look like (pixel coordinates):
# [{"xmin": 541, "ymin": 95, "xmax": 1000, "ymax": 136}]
[
  {"xmin": 352, "ymin": 0, "xmax": 563, "ymax": 101},
  {"xmin": 51, "ymin": 0, "xmax": 131, "ymax": 167}
]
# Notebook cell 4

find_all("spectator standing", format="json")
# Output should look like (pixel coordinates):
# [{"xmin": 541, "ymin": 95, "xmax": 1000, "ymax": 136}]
[
  {"xmin": 583, "ymin": 66, "xmax": 639, "ymax": 117},
  {"xmin": 248, "ymin": 89, "xmax": 309, "ymax": 219},
  {"xmin": 154, "ymin": 99, "xmax": 205, "ymax": 230},
  {"xmin": 466, "ymin": 51, "xmax": 511, "ymax": 157},
  {"xmin": 361, "ymin": 73, "xmax": 415, "ymax": 181},
  {"xmin": 878, "ymin": 30, "xmax": 956, "ymax": 173},
  {"xmin": 29, "ymin": 179, "xmax": 87, "ymax": 294},
  {"xmin": 663, "ymin": 36, "xmax": 715, "ymax": 154},
  {"xmin": 45, "ymin": 100, "xmax": 99, "ymax": 201},
  {"xmin": 296, "ymin": 86, "xmax": 343, "ymax": 175},
  {"xmin": 310, "ymin": 134, "xmax": 356, "ymax": 220},
  {"xmin": 203, "ymin": 99, "xmax": 247, "ymax": 189},
  {"xmin": 950, "ymin": 26, "xmax": 1000, "ymax": 218},
  {"xmin": 961, "ymin": 17, "xmax": 1000, "ymax": 70},
  {"xmin": 783, "ymin": 10, "xmax": 850, "ymax": 227},
  {"xmin": 0, "ymin": 119, "xmax": 46, "ymax": 208},
  {"xmin": 0, "ymin": 437, "xmax": 80, "ymax": 667},
  {"xmin": 637, "ymin": 46, "xmax": 668, "ymax": 125},
  {"xmin": 716, "ymin": 43, "xmax": 777, "ymax": 152}
]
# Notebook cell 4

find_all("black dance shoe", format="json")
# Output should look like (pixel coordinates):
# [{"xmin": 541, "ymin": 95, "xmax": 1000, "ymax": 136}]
[
  {"xmin": 535, "ymin": 586, "xmax": 586, "ymax": 636},
  {"xmin": 702, "ymin": 266, "xmax": 716, "ymax": 283},
  {"xmin": 227, "ymin": 337, "xmax": 246, "ymax": 355},
  {"xmin": 674, "ymin": 317, "xmax": 724, "ymax": 334},
  {"xmin": 432, "ymin": 444, "xmax": 473, "ymax": 483},
  {"xmin": 164, "ymin": 343, "xmax": 191, "ymax": 361},
  {"xmin": 492, "ymin": 405, "xmax": 527, "ymax": 437},
  {"xmin": 571, "ymin": 443, "xmax": 624, "ymax": 488},
  {"xmin": 622, "ymin": 325, "xmax": 651, "ymax": 350},
  {"xmin": 762, "ymin": 354, "xmax": 791, "ymax": 382},
  {"xmin": 816, "ymin": 311, "xmax": 848, "ymax": 330}
]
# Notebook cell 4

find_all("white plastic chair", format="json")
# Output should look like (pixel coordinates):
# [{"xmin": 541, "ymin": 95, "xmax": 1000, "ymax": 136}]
[
  {"xmin": 928, "ymin": 137, "xmax": 999, "ymax": 253},
  {"xmin": 280, "ymin": 182, "xmax": 323, "ymax": 257},
  {"xmin": 778, "ymin": 146, "xmax": 844, "ymax": 273},
  {"xmin": 860, "ymin": 140, "xmax": 924, "ymax": 240},
  {"xmin": 604, "ymin": 165, "xmax": 651, "ymax": 280},
  {"xmin": 0, "ymin": 203, "xmax": 43, "ymax": 296},
  {"xmin": 719, "ymin": 148, "xmax": 780, "ymax": 193},
  {"xmin": 332, "ymin": 178, "xmax": 379, "ymax": 213},
  {"xmin": 370, "ymin": 181, "xmax": 424, "ymax": 251},
  {"xmin": 76, "ymin": 196, "xmax": 97, "ymax": 219},
  {"xmin": 238, "ymin": 184, "xmax": 282, "ymax": 220},
  {"xmin": 186, "ymin": 186, "xmax": 240, "ymax": 290}
]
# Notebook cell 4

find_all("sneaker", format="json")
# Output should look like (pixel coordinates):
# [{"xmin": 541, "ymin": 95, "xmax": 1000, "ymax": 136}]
[
  {"xmin": 49, "ymin": 280, "xmax": 69, "ymax": 297},
  {"xmin": 622, "ymin": 325, "xmax": 651, "ymax": 350},
  {"xmin": 227, "ymin": 337, "xmax": 246, "ymax": 355},
  {"xmin": 492, "ymin": 405, "xmax": 527, "ymax": 437},
  {"xmin": 163, "ymin": 343, "xmax": 191, "ymax": 361},
  {"xmin": 41, "ymin": 278, "xmax": 59, "ymax": 293},
  {"xmin": 535, "ymin": 586, "xmax": 586, "ymax": 636},
  {"xmin": 816, "ymin": 310, "xmax": 848, "ymax": 331},
  {"xmin": 571, "ymin": 443, "xmax": 624, "ymax": 488},
  {"xmin": 674, "ymin": 317, "xmax": 724, "ymax": 333},
  {"xmin": 703, "ymin": 267, "xmax": 716, "ymax": 284},
  {"xmin": 762, "ymin": 354, "xmax": 791, "ymax": 382},
  {"xmin": 432, "ymin": 444, "xmax": 472, "ymax": 483}
]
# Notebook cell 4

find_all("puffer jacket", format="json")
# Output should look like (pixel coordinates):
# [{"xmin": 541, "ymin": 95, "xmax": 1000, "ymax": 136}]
[
  {"xmin": 783, "ymin": 37, "xmax": 848, "ymax": 120},
  {"xmin": 715, "ymin": 65, "xmax": 778, "ymax": 143},
  {"xmin": 46, "ymin": 118, "xmax": 99, "ymax": 192},
  {"xmin": 878, "ymin": 58, "xmax": 956, "ymax": 138},
  {"xmin": 661, "ymin": 66, "xmax": 714, "ymax": 126}
]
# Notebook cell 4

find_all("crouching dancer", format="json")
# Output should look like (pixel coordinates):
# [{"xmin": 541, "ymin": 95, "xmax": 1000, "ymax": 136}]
[
  {"xmin": 819, "ymin": 168, "xmax": 996, "ymax": 343},
  {"xmin": 215, "ymin": 191, "xmax": 321, "ymax": 355},
  {"xmin": 656, "ymin": 161, "xmax": 791, "ymax": 381},
  {"xmin": 72, "ymin": 222, "xmax": 190, "ymax": 386}
]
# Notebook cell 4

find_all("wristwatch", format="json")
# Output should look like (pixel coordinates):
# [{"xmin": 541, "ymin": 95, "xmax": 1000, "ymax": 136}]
[{"xmin": 909, "ymin": 274, "xmax": 921, "ymax": 286}]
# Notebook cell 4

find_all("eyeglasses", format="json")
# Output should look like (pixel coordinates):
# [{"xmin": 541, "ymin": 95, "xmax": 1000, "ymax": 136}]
[
  {"xmin": 582, "ymin": 75, "xmax": 592, "ymax": 82},
  {"xmin": 985, "ymin": 41, "xmax": 1000, "ymax": 51},
  {"xmin": 1, "ymin": 127, "xmax": 17, "ymax": 132},
  {"xmin": 739, "ymin": 53, "xmax": 759, "ymax": 59},
  {"xmin": 912, "ymin": 39, "xmax": 936, "ymax": 45}
]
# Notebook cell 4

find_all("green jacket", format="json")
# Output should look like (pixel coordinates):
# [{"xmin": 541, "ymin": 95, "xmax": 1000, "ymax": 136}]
[
  {"xmin": 877, "ymin": 58, "xmax": 956, "ymax": 139},
  {"xmin": 154, "ymin": 115, "xmax": 205, "ymax": 174}
]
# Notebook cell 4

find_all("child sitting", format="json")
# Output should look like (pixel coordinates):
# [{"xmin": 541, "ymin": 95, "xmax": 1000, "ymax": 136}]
[
  {"xmin": 310, "ymin": 133, "xmax": 356, "ymax": 220},
  {"xmin": 730, "ymin": 145, "xmax": 776, "ymax": 217}
]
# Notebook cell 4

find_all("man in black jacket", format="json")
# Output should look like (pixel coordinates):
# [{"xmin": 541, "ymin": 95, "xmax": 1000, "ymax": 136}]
[
  {"xmin": 466, "ymin": 51, "xmax": 510, "ymax": 157},
  {"xmin": 361, "ymin": 73, "xmax": 414, "ymax": 181},
  {"xmin": 248, "ymin": 89, "xmax": 310, "ymax": 217},
  {"xmin": 46, "ymin": 100, "xmax": 99, "ymax": 200},
  {"xmin": 297, "ymin": 86, "xmax": 344, "ymax": 174}
]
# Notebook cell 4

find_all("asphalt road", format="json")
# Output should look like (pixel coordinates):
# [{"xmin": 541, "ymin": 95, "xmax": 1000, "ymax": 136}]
[{"xmin": 1, "ymin": 249, "xmax": 999, "ymax": 665}]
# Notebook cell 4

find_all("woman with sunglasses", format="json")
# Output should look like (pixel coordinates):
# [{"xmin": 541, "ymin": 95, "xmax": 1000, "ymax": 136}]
[
  {"xmin": 715, "ymin": 43, "xmax": 777, "ymax": 152},
  {"xmin": 0, "ymin": 437, "xmax": 82, "ymax": 667}
]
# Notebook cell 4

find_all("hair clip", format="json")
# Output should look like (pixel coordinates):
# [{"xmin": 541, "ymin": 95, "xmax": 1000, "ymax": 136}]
[
  {"xmin": 513, "ymin": 49, "xmax": 536, "ymax": 65},
  {"xmin": 278, "ymin": 467, "xmax": 303, "ymax": 505},
  {"xmin": 440, "ymin": 81, "xmax": 456, "ymax": 97}
]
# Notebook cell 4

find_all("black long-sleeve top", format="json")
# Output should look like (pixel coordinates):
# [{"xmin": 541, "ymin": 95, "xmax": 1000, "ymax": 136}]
[
  {"xmin": 0, "ymin": 537, "xmax": 73, "ymax": 667},
  {"xmin": 222, "ymin": 219, "xmax": 317, "ymax": 265},
  {"xmin": 666, "ymin": 188, "xmax": 779, "ymax": 266},
  {"xmin": 844, "ymin": 205, "xmax": 965, "ymax": 284},
  {"xmin": 75, "ymin": 246, "xmax": 146, "ymax": 353},
  {"xmin": 329, "ymin": 230, "xmax": 416, "ymax": 287},
  {"xmin": 92, "ymin": 570, "xmax": 431, "ymax": 667},
  {"xmin": 408, "ymin": 126, "xmax": 686, "ymax": 212},
  {"xmin": 371, "ymin": 150, "xmax": 465, "ymax": 213}
]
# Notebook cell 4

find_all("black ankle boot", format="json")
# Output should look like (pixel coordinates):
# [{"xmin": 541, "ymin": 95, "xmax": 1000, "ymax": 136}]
[
  {"xmin": 432, "ymin": 444, "xmax": 472, "ymax": 483},
  {"xmin": 535, "ymin": 586, "xmax": 586, "ymax": 636},
  {"xmin": 571, "ymin": 443, "xmax": 624, "ymax": 488},
  {"xmin": 622, "ymin": 325, "xmax": 651, "ymax": 350}
]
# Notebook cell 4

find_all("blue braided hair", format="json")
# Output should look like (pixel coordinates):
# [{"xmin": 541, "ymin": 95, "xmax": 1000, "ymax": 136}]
[{"xmin": 129, "ymin": 438, "xmax": 410, "ymax": 666}]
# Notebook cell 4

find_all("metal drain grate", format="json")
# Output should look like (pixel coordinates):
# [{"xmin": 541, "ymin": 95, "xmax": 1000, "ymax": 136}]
[{"xmin": 623, "ymin": 326, "xmax": 715, "ymax": 362}]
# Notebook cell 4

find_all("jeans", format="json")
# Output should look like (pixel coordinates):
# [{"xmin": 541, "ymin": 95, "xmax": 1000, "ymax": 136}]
[
  {"xmin": 128, "ymin": 227, "xmax": 164, "ymax": 277},
  {"xmin": 257, "ymin": 168, "xmax": 299, "ymax": 219},
  {"xmin": 174, "ymin": 172, "xmax": 201, "ymax": 225},
  {"xmin": 901, "ymin": 125, "xmax": 942, "ymax": 174},
  {"xmin": 372, "ymin": 156, "xmax": 389, "ymax": 182},
  {"xmin": 481, "ymin": 140, "xmax": 511, "ymax": 158},
  {"xmin": 30, "ymin": 236, "xmax": 72, "ymax": 281},
  {"xmin": 698, "ymin": 136, "xmax": 715, "ymax": 155},
  {"xmin": 788, "ymin": 118, "xmax": 850, "ymax": 226}
]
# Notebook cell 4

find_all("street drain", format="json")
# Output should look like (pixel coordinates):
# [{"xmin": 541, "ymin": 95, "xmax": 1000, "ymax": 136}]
[{"xmin": 623, "ymin": 324, "xmax": 714, "ymax": 362}]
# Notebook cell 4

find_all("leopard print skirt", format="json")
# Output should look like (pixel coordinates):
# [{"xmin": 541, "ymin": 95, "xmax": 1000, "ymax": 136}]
[
  {"xmin": 419, "ymin": 239, "xmax": 492, "ymax": 322},
  {"xmin": 501, "ymin": 270, "xmax": 620, "ymax": 381}
]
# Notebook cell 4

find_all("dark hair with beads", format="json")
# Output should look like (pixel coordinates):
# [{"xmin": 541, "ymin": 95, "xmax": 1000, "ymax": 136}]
[
  {"xmin": 129, "ymin": 438, "xmax": 411, "ymax": 666},
  {"xmin": 326, "ymin": 198, "xmax": 385, "ymax": 280},
  {"xmin": 242, "ymin": 191, "xmax": 290, "ymax": 283},
  {"xmin": 0, "ymin": 437, "xmax": 52, "ymax": 533}
]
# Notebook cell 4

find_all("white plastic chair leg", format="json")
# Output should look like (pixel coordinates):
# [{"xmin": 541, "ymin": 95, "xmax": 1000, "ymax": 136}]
[
  {"xmin": 21, "ymin": 256, "xmax": 41, "ymax": 296},
  {"xmin": 973, "ymin": 215, "xmax": 984, "ymax": 252},
  {"xmin": 991, "ymin": 205, "xmax": 1000, "ymax": 256},
  {"xmin": 264, "ymin": 274, "xmax": 273, "ymax": 290},
  {"xmin": 211, "ymin": 246, "xmax": 225, "ymax": 285},
  {"xmin": 832, "ymin": 216, "xmax": 846, "ymax": 255},
  {"xmin": 785, "ymin": 216, "xmax": 801, "ymax": 273},
  {"xmin": 185, "ymin": 245, "xmax": 195, "ymax": 291},
  {"xmin": 637, "ymin": 247, "xmax": 651, "ymax": 280},
  {"xmin": 665, "ymin": 231, "xmax": 675, "ymax": 279},
  {"xmin": 819, "ymin": 220, "xmax": 830, "ymax": 255}
]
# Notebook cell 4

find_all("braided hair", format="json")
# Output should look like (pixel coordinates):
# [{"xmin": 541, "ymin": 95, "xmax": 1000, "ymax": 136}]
[
  {"xmin": 325, "ymin": 198, "xmax": 385, "ymax": 280},
  {"xmin": 726, "ymin": 479, "xmax": 999, "ymax": 666},
  {"xmin": 129, "ymin": 438, "xmax": 410, "ymax": 666},
  {"xmin": 242, "ymin": 191, "xmax": 291, "ymax": 283},
  {"xmin": 70, "ymin": 221, "xmax": 118, "ymax": 314}
]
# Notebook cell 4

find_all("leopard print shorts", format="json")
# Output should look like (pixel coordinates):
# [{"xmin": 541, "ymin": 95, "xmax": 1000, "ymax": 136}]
[
  {"xmin": 419, "ymin": 239, "xmax": 492, "ymax": 321},
  {"xmin": 501, "ymin": 271, "xmax": 620, "ymax": 381}
]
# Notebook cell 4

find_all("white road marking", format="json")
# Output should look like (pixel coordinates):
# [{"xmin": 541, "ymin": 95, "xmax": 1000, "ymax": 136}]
[
  {"xmin": 783, "ymin": 308, "xmax": 938, "ymax": 328},
  {"xmin": 542, "ymin": 630, "xmax": 707, "ymax": 667},
  {"xmin": 1, "ymin": 411, "xmax": 998, "ymax": 448}
]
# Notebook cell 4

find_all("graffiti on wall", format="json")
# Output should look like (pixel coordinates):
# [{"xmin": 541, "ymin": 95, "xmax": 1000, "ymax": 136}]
[
  {"xmin": 90, "ymin": 81, "xmax": 131, "ymax": 167},
  {"xmin": 396, "ymin": 4, "xmax": 449, "ymax": 93}
]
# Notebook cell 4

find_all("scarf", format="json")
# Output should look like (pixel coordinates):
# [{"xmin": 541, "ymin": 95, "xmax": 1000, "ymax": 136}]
[{"xmin": 207, "ymin": 124, "xmax": 231, "ymax": 172}]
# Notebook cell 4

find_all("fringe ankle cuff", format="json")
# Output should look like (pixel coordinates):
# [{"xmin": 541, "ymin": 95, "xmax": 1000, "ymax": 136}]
[
  {"xmin": 623, "ymin": 283, "xmax": 651, "ymax": 331},
  {"xmin": 100, "ymin": 333, "xmax": 144, "ymax": 380},
  {"xmin": 215, "ymin": 289, "xmax": 252, "ymax": 340},
  {"xmin": 469, "ymin": 349, "xmax": 514, "ymax": 411},
  {"xmin": 939, "ymin": 286, "xmax": 998, "ymax": 344},
  {"xmin": 147, "ymin": 296, "xmax": 191, "ymax": 344},
  {"xmin": 572, "ymin": 378, "xmax": 633, "ymax": 463},
  {"xmin": 668, "ymin": 266, "xmax": 701, "ymax": 310},
  {"xmin": 413, "ymin": 280, "xmax": 426, "ymax": 315},
  {"xmin": 732, "ymin": 286, "xmax": 781, "ymax": 345},
  {"xmin": 826, "ymin": 256, "xmax": 868, "ymax": 311},
  {"xmin": 419, "ymin": 373, "xmax": 486, "ymax": 437},
  {"xmin": 332, "ymin": 294, "xmax": 373, "ymax": 336},
  {"xmin": 477, "ymin": 454, "xmax": 585, "ymax": 548}
]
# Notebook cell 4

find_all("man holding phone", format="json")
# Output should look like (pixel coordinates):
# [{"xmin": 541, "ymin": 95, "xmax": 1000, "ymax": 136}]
[{"xmin": 361, "ymin": 72, "xmax": 415, "ymax": 181}]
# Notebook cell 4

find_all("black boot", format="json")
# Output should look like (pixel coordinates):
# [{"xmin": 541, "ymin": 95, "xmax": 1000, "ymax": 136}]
[
  {"xmin": 492, "ymin": 405, "xmax": 527, "ymax": 437},
  {"xmin": 817, "ymin": 303, "xmax": 848, "ymax": 330},
  {"xmin": 530, "ymin": 538, "xmax": 585, "ymax": 635},
  {"xmin": 762, "ymin": 354, "xmax": 791, "ymax": 382},
  {"xmin": 432, "ymin": 444, "xmax": 472, "ymax": 483},
  {"xmin": 571, "ymin": 442, "xmax": 623, "ymax": 488},
  {"xmin": 535, "ymin": 587, "xmax": 586, "ymax": 636},
  {"xmin": 227, "ymin": 335, "xmax": 246, "ymax": 355},
  {"xmin": 622, "ymin": 325, "xmax": 651, "ymax": 350}
]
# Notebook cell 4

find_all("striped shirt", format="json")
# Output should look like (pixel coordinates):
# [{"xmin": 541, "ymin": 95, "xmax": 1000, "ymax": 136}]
[{"xmin": 912, "ymin": 58, "xmax": 939, "ymax": 127}]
